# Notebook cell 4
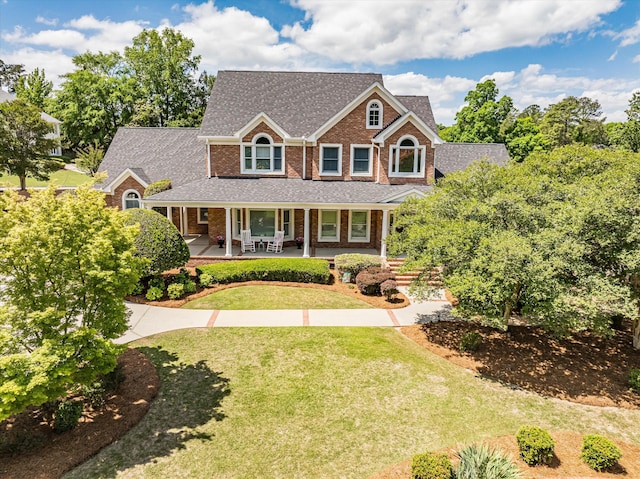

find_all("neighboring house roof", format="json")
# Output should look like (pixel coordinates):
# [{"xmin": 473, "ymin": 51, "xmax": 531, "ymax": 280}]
[
  {"xmin": 97, "ymin": 127, "xmax": 205, "ymax": 191},
  {"xmin": 0, "ymin": 89, "xmax": 62, "ymax": 124},
  {"xmin": 200, "ymin": 71, "xmax": 384, "ymax": 138},
  {"xmin": 144, "ymin": 177, "xmax": 432, "ymax": 206},
  {"xmin": 434, "ymin": 143, "xmax": 510, "ymax": 178}
]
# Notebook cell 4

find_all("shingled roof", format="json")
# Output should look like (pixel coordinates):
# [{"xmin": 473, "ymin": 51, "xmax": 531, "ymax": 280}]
[
  {"xmin": 144, "ymin": 177, "xmax": 431, "ymax": 205},
  {"xmin": 97, "ymin": 127, "xmax": 205, "ymax": 189},
  {"xmin": 200, "ymin": 70, "xmax": 387, "ymax": 138},
  {"xmin": 434, "ymin": 143, "xmax": 509, "ymax": 178},
  {"xmin": 396, "ymin": 96, "xmax": 438, "ymax": 134}
]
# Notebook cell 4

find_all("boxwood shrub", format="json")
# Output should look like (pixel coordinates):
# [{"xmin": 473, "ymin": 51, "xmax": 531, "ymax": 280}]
[
  {"xmin": 143, "ymin": 179, "xmax": 172, "ymax": 198},
  {"xmin": 410, "ymin": 451, "xmax": 453, "ymax": 479},
  {"xmin": 516, "ymin": 425, "xmax": 555, "ymax": 465},
  {"xmin": 167, "ymin": 283, "xmax": 185, "ymax": 299},
  {"xmin": 581, "ymin": 434, "xmax": 621, "ymax": 471},
  {"xmin": 334, "ymin": 253, "xmax": 382, "ymax": 282},
  {"xmin": 196, "ymin": 258, "xmax": 331, "ymax": 285},
  {"xmin": 629, "ymin": 367, "xmax": 640, "ymax": 393},
  {"xmin": 53, "ymin": 400, "xmax": 83, "ymax": 433}
]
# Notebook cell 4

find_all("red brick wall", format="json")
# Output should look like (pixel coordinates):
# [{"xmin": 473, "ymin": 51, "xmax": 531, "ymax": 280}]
[
  {"xmin": 106, "ymin": 176, "xmax": 145, "ymax": 209},
  {"xmin": 379, "ymin": 123, "xmax": 434, "ymax": 185}
]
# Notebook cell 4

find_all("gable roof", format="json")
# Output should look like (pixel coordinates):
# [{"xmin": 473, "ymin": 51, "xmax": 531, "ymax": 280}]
[
  {"xmin": 396, "ymin": 96, "xmax": 438, "ymax": 134},
  {"xmin": 434, "ymin": 143, "xmax": 510, "ymax": 178},
  {"xmin": 97, "ymin": 127, "xmax": 204, "ymax": 190},
  {"xmin": 200, "ymin": 71, "xmax": 384, "ymax": 138}
]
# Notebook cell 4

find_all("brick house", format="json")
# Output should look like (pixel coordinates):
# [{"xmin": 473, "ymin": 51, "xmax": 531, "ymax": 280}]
[{"xmin": 98, "ymin": 71, "xmax": 508, "ymax": 257}]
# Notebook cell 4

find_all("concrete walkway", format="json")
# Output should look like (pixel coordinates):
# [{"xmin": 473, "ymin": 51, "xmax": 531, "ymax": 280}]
[{"xmin": 116, "ymin": 297, "xmax": 452, "ymax": 344}]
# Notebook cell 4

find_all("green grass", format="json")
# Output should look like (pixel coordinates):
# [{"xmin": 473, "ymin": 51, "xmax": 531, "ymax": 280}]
[
  {"xmin": 183, "ymin": 285, "xmax": 372, "ymax": 310},
  {"xmin": 64, "ymin": 328, "xmax": 640, "ymax": 479},
  {"xmin": 0, "ymin": 168, "xmax": 91, "ymax": 187}
]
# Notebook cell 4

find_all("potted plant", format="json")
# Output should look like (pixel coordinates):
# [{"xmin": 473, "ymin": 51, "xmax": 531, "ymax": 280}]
[
  {"xmin": 295, "ymin": 236, "xmax": 304, "ymax": 249},
  {"xmin": 216, "ymin": 234, "xmax": 225, "ymax": 248}
]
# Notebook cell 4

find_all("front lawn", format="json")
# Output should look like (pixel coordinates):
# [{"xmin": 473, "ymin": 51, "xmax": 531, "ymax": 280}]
[
  {"xmin": 65, "ymin": 328, "xmax": 640, "ymax": 479},
  {"xmin": 0, "ymin": 168, "xmax": 91, "ymax": 188},
  {"xmin": 182, "ymin": 285, "xmax": 373, "ymax": 309}
]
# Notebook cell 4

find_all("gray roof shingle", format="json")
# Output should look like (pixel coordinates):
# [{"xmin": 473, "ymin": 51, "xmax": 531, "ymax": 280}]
[
  {"xmin": 97, "ymin": 127, "xmax": 205, "ymax": 189},
  {"xmin": 144, "ymin": 177, "xmax": 431, "ymax": 205},
  {"xmin": 396, "ymin": 96, "xmax": 438, "ymax": 133},
  {"xmin": 200, "ymin": 70, "xmax": 385, "ymax": 138},
  {"xmin": 434, "ymin": 143, "xmax": 509, "ymax": 177}
]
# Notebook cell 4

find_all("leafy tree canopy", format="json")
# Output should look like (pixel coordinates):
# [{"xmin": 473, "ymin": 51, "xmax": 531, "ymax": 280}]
[
  {"xmin": 0, "ymin": 59, "xmax": 25, "ymax": 92},
  {"xmin": 75, "ymin": 141, "xmax": 105, "ymax": 176},
  {"xmin": 0, "ymin": 186, "xmax": 145, "ymax": 420},
  {"xmin": 14, "ymin": 67, "xmax": 52, "ymax": 110},
  {"xmin": 387, "ymin": 146, "xmax": 640, "ymax": 347},
  {"xmin": 0, "ymin": 99, "xmax": 60, "ymax": 190},
  {"xmin": 540, "ymin": 96, "xmax": 607, "ymax": 148}
]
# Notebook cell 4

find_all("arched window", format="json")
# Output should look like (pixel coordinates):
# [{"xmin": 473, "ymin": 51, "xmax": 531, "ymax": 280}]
[
  {"xmin": 122, "ymin": 190, "xmax": 141, "ymax": 210},
  {"xmin": 242, "ymin": 134, "xmax": 284, "ymax": 173},
  {"xmin": 367, "ymin": 101, "xmax": 382, "ymax": 128},
  {"xmin": 389, "ymin": 136, "xmax": 425, "ymax": 177}
]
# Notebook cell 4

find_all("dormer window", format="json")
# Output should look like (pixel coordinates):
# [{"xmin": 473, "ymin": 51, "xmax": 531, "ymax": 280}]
[
  {"xmin": 389, "ymin": 135, "xmax": 426, "ymax": 177},
  {"xmin": 367, "ymin": 101, "xmax": 382, "ymax": 129},
  {"xmin": 242, "ymin": 134, "xmax": 284, "ymax": 174}
]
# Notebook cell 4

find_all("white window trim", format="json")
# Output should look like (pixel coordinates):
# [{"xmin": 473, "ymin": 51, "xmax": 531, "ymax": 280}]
[
  {"xmin": 232, "ymin": 208, "xmax": 243, "ymax": 240},
  {"xmin": 366, "ymin": 100, "xmax": 382, "ymax": 129},
  {"xmin": 240, "ymin": 133, "xmax": 285, "ymax": 174},
  {"xmin": 348, "ymin": 210, "xmax": 371, "ymax": 243},
  {"xmin": 197, "ymin": 208, "xmax": 209, "ymax": 225},
  {"xmin": 350, "ymin": 144, "xmax": 373, "ymax": 177},
  {"xmin": 318, "ymin": 209, "xmax": 341, "ymax": 242},
  {"xmin": 280, "ymin": 209, "xmax": 294, "ymax": 240},
  {"xmin": 388, "ymin": 135, "xmax": 426, "ymax": 178},
  {"xmin": 319, "ymin": 143, "xmax": 342, "ymax": 176},
  {"xmin": 122, "ymin": 189, "xmax": 141, "ymax": 210}
]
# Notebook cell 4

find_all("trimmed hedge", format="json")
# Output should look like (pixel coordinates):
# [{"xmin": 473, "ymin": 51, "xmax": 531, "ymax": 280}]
[
  {"xmin": 581, "ymin": 434, "xmax": 621, "ymax": 471},
  {"xmin": 629, "ymin": 368, "xmax": 640, "ymax": 393},
  {"xmin": 411, "ymin": 452, "xmax": 453, "ymax": 479},
  {"xmin": 355, "ymin": 267, "xmax": 395, "ymax": 295},
  {"xmin": 196, "ymin": 258, "xmax": 331, "ymax": 285},
  {"xmin": 334, "ymin": 253, "xmax": 382, "ymax": 282},
  {"xmin": 143, "ymin": 179, "xmax": 172, "ymax": 198},
  {"xmin": 516, "ymin": 425, "xmax": 555, "ymax": 465}
]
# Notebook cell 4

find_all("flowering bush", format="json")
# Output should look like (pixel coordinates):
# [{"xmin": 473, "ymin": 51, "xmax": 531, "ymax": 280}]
[
  {"xmin": 295, "ymin": 237, "xmax": 304, "ymax": 243},
  {"xmin": 216, "ymin": 235, "xmax": 225, "ymax": 241}
]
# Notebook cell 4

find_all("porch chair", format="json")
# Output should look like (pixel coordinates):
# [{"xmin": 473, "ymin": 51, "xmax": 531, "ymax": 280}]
[
  {"xmin": 266, "ymin": 230, "xmax": 285, "ymax": 253},
  {"xmin": 241, "ymin": 229, "xmax": 255, "ymax": 252}
]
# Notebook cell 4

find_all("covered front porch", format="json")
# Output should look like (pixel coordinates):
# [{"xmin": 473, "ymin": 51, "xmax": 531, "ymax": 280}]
[{"xmin": 184, "ymin": 235, "xmax": 380, "ymax": 259}]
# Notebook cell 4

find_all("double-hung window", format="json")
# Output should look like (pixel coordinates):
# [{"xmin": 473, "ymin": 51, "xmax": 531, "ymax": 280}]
[
  {"xmin": 320, "ymin": 144, "xmax": 342, "ymax": 176},
  {"xmin": 242, "ymin": 134, "xmax": 284, "ymax": 174},
  {"xmin": 350, "ymin": 145, "xmax": 373, "ymax": 176},
  {"xmin": 389, "ymin": 136, "xmax": 425, "ymax": 177},
  {"xmin": 318, "ymin": 210, "xmax": 340, "ymax": 242},
  {"xmin": 348, "ymin": 210, "xmax": 370, "ymax": 242},
  {"xmin": 197, "ymin": 208, "xmax": 209, "ymax": 224}
]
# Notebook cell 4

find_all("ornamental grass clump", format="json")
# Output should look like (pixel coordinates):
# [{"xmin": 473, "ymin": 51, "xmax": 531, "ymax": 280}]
[
  {"xmin": 515, "ymin": 425, "xmax": 555, "ymax": 466},
  {"xmin": 455, "ymin": 443, "xmax": 521, "ymax": 479},
  {"xmin": 410, "ymin": 451, "xmax": 453, "ymax": 479},
  {"xmin": 581, "ymin": 434, "xmax": 621, "ymax": 471}
]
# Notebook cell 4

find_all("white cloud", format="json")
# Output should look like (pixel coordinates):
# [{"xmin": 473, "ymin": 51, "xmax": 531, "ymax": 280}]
[
  {"xmin": 634, "ymin": 54, "xmax": 640, "ymax": 63},
  {"xmin": 35, "ymin": 16, "xmax": 58, "ymax": 27},
  {"xmin": 608, "ymin": 50, "xmax": 618, "ymax": 61},
  {"xmin": 615, "ymin": 19, "xmax": 640, "ymax": 46},
  {"xmin": 0, "ymin": 47, "xmax": 74, "ymax": 87},
  {"xmin": 284, "ymin": 0, "xmax": 621, "ymax": 63}
]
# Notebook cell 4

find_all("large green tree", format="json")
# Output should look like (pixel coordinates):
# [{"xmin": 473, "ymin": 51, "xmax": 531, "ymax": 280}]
[
  {"xmin": 623, "ymin": 91, "xmax": 640, "ymax": 152},
  {"xmin": 0, "ymin": 185, "xmax": 145, "ymax": 420},
  {"xmin": 0, "ymin": 99, "xmax": 60, "ymax": 190},
  {"xmin": 124, "ymin": 28, "xmax": 202, "ymax": 127},
  {"xmin": 387, "ymin": 146, "xmax": 640, "ymax": 347},
  {"xmin": 14, "ymin": 67, "xmax": 53, "ymax": 110},
  {"xmin": 0, "ymin": 59, "xmax": 25, "ymax": 92},
  {"xmin": 540, "ymin": 96, "xmax": 607, "ymax": 147}
]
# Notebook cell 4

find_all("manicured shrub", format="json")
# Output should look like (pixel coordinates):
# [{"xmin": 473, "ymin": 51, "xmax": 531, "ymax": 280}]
[
  {"xmin": 145, "ymin": 286, "xmax": 163, "ymax": 301},
  {"xmin": 516, "ymin": 425, "xmax": 555, "ymax": 465},
  {"xmin": 411, "ymin": 452, "xmax": 453, "ymax": 479},
  {"xmin": 81, "ymin": 381, "xmax": 107, "ymax": 409},
  {"xmin": 131, "ymin": 281, "xmax": 144, "ymax": 295},
  {"xmin": 334, "ymin": 253, "xmax": 382, "ymax": 282},
  {"xmin": 124, "ymin": 208, "xmax": 190, "ymax": 276},
  {"xmin": 199, "ymin": 273, "xmax": 214, "ymax": 287},
  {"xmin": 355, "ymin": 267, "xmax": 395, "ymax": 295},
  {"xmin": 581, "ymin": 434, "xmax": 621, "ymax": 471},
  {"xmin": 148, "ymin": 276, "xmax": 165, "ymax": 291},
  {"xmin": 629, "ymin": 368, "xmax": 640, "ymax": 393},
  {"xmin": 53, "ymin": 400, "xmax": 83, "ymax": 433},
  {"xmin": 380, "ymin": 279, "xmax": 398, "ymax": 301},
  {"xmin": 196, "ymin": 258, "xmax": 331, "ymax": 285},
  {"xmin": 183, "ymin": 280, "xmax": 196, "ymax": 294},
  {"xmin": 459, "ymin": 331, "xmax": 482, "ymax": 353},
  {"xmin": 455, "ymin": 443, "xmax": 521, "ymax": 479},
  {"xmin": 172, "ymin": 268, "xmax": 190, "ymax": 284},
  {"xmin": 143, "ymin": 179, "xmax": 172, "ymax": 198},
  {"xmin": 167, "ymin": 283, "xmax": 185, "ymax": 299}
]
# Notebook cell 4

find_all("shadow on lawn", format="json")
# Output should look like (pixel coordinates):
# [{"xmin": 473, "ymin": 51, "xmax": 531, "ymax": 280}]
[{"xmin": 73, "ymin": 346, "xmax": 230, "ymax": 478}]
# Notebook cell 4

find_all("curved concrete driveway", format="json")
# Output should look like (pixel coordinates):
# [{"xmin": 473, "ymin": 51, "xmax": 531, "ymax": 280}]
[{"xmin": 116, "ymin": 298, "xmax": 452, "ymax": 344}]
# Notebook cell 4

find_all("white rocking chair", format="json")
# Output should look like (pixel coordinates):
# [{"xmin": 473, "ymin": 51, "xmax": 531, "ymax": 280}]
[
  {"xmin": 266, "ymin": 230, "xmax": 284, "ymax": 253},
  {"xmin": 241, "ymin": 229, "xmax": 255, "ymax": 252}
]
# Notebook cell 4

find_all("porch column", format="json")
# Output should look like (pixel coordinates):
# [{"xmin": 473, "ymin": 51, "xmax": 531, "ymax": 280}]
[
  {"xmin": 182, "ymin": 207, "xmax": 188, "ymax": 235},
  {"xmin": 303, "ymin": 208, "xmax": 310, "ymax": 258},
  {"xmin": 380, "ymin": 209, "xmax": 389, "ymax": 259},
  {"xmin": 166, "ymin": 206, "xmax": 172, "ymax": 223},
  {"xmin": 225, "ymin": 207, "xmax": 232, "ymax": 257}
]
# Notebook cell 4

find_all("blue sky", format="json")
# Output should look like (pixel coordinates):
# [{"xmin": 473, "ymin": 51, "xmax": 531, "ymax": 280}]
[{"xmin": 1, "ymin": 0, "xmax": 638, "ymax": 124}]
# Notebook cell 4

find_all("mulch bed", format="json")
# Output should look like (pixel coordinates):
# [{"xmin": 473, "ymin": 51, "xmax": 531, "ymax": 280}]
[{"xmin": 0, "ymin": 348, "xmax": 159, "ymax": 479}]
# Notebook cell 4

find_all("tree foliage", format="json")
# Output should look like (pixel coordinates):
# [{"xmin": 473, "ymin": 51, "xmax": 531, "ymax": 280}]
[
  {"xmin": 14, "ymin": 67, "xmax": 53, "ymax": 110},
  {"xmin": 0, "ymin": 186, "xmax": 145, "ymax": 421},
  {"xmin": 75, "ymin": 141, "xmax": 105, "ymax": 176},
  {"xmin": 623, "ymin": 91, "xmax": 640, "ymax": 152},
  {"xmin": 124, "ymin": 208, "xmax": 190, "ymax": 276},
  {"xmin": 0, "ymin": 59, "xmax": 25, "ymax": 92},
  {"xmin": 0, "ymin": 99, "xmax": 60, "ymax": 189},
  {"xmin": 539, "ymin": 96, "xmax": 607, "ymax": 147},
  {"xmin": 387, "ymin": 146, "xmax": 640, "ymax": 347}
]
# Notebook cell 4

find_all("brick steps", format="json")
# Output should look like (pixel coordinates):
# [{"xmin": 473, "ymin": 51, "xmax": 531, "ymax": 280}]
[{"xmin": 386, "ymin": 259, "xmax": 442, "ymax": 287}]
